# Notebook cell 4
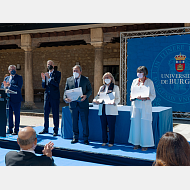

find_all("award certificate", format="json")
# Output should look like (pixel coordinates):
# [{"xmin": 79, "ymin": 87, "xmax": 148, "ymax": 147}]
[
  {"xmin": 131, "ymin": 86, "xmax": 150, "ymax": 99},
  {"xmin": 99, "ymin": 92, "xmax": 115, "ymax": 104},
  {"xmin": 65, "ymin": 87, "xmax": 83, "ymax": 102}
]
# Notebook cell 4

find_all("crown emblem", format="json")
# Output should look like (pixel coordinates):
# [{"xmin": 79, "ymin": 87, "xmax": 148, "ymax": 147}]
[
  {"xmin": 177, "ymin": 64, "xmax": 184, "ymax": 70},
  {"xmin": 175, "ymin": 52, "xmax": 186, "ymax": 61}
]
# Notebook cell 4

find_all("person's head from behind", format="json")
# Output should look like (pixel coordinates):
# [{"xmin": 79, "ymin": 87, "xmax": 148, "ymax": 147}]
[
  {"xmin": 17, "ymin": 127, "xmax": 37, "ymax": 151},
  {"xmin": 154, "ymin": 132, "xmax": 190, "ymax": 166}
]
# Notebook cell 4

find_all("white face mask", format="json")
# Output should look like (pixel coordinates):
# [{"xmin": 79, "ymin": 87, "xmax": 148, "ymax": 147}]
[
  {"xmin": 137, "ymin": 73, "xmax": 144, "ymax": 78},
  {"xmin": 105, "ymin": 79, "xmax": 111, "ymax": 84},
  {"xmin": 73, "ymin": 72, "xmax": 79, "ymax": 79}
]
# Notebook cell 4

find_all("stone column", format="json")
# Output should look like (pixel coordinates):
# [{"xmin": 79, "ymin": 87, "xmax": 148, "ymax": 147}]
[
  {"xmin": 91, "ymin": 28, "xmax": 104, "ymax": 96},
  {"xmin": 21, "ymin": 34, "xmax": 36, "ymax": 109}
]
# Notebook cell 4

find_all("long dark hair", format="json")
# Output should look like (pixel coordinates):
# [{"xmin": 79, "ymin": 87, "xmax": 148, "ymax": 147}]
[{"xmin": 153, "ymin": 132, "xmax": 190, "ymax": 166}]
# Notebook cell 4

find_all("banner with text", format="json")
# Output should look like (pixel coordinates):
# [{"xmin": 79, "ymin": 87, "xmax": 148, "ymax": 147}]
[{"xmin": 127, "ymin": 34, "xmax": 190, "ymax": 112}]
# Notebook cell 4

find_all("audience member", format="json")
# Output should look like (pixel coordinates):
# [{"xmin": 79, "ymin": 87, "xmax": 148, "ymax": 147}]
[
  {"xmin": 153, "ymin": 132, "xmax": 190, "ymax": 166},
  {"xmin": 5, "ymin": 126, "xmax": 55, "ymax": 166}
]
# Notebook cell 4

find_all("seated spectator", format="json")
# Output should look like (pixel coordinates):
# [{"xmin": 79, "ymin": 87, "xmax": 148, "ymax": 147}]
[
  {"xmin": 5, "ymin": 126, "xmax": 55, "ymax": 166},
  {"xmin": 153, "ymin": 132, "xmax": 190, "ymax": 166}
]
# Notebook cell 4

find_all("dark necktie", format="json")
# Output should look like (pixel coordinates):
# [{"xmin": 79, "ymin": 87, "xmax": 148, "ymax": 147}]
[{"xmin": 75, "ymin": 78, "xmax": 78, "ymax": 88}]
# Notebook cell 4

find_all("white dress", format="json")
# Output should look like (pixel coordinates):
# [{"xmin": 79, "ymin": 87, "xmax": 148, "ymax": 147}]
[{"xmin": 128, "ymin": 78, "xmax": 156, "ymax": 147}]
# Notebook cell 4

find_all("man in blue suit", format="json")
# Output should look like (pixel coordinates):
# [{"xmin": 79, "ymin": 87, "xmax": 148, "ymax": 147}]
[
  {"xmin": 2, "ymin": 65, "xmax": 23, "ymax": 135},
  {"xmin": 64, "ymin": 65, "xmax": 92, "ymax": 145},
  {"xmin": 39, "ymin": 60, "xmax": 61, "ymax": 136}
]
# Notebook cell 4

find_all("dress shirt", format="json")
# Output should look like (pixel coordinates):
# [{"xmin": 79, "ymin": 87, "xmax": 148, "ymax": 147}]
[{"xmin": 20, "ymin": 148, "xmax": 35, "ymax": 154}]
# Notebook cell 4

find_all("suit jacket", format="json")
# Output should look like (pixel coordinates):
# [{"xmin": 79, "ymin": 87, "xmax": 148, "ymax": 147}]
[
  {"xmin": 94, "ymin": 84, "xmax": 120, "ymax": 115},
  {"xmin": 42, "ymin": 70, "xmax": 61, "ymax": 100},
  {"xmin": 5, "ymin": 151, "xmax": 55, "ymax": 166},
  {"xmin": 63, "ymin": 75, "xmax": 92, "ymax": 108},
  {"xmin": 3, "ymin": 74, "xmax": 23, "ymax": 103}
]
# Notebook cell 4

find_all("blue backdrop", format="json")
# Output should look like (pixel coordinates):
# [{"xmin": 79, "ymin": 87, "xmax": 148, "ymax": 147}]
[{"xmin": 127, "ymin": 35, "xmax": 190, "ymax": 112}]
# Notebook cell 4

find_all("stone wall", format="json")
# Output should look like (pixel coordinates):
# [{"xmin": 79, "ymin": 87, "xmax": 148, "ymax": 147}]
[
  {"xmin": 0, "ymin": 42, "xmax": 120, "ymax": 102},
  {"xmin": 33, "ymin": 44, "xmax": 95, "ymax": 102},
  {"xmin": 0, "ymin": 49, "xmax": 25, "ymax": 86}
]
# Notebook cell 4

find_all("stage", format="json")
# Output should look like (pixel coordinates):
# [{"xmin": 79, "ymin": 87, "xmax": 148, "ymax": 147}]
[{"xmin": 0, "ymin": 126, "xmax": 156, "ymax": 166}]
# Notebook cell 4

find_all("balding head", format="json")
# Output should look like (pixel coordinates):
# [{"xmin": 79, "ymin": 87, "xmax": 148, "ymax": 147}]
[{"xmin": 17, "ymin": 127, "xmax": 37, "ymax": 150}]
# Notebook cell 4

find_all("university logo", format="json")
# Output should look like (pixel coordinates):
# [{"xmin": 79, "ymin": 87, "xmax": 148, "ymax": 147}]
[
  {"xmin": 151, "ymin": 43, "xmax": 190, "ymax": 104},
  {"xmin": 175, "ymin": 53, "xmax": 186, "ymax": 72}
]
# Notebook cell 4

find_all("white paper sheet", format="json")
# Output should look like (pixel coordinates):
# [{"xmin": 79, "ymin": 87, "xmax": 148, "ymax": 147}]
[
  {"xmin": 131, "ymin": 86, "xmax": 150, "ymax": 99},
  {"xmin": 65, "ymin": 87, "xmax": 83, "ymax": 102},
  {"xmin": 99, "ymin": 92, "xmax": 115, "ymax": 104}
]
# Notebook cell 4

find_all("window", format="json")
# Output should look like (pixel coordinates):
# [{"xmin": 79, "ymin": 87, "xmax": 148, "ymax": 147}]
[{"xmin": 103, "ymin": 65, "xmax": 119, "ymax": 81}]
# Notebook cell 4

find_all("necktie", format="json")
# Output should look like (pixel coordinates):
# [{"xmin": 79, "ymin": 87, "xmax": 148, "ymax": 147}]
[
  {"xmin": 75, "ymin": 78, "xmax": 78, "ymax": 88},
  {"xmin": 50, "ymin": 72, "xmax": 52, "ymax": 78}
]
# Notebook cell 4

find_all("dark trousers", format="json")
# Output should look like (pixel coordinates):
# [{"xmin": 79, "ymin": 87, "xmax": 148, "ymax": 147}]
[
  {"xmin": 44, "ymin": 97, "xmax": 59, "ymax": 133},
  {"xmin": 9, "ymin": 101, "xmax": 21, "ymax": 132},
  {"xmin": 70, "ymin": 104, "xmax": 89, "ymax": 141},
  {"xmin": 100, "ymin": 104, "xmax": 116, "ymax": 144}
]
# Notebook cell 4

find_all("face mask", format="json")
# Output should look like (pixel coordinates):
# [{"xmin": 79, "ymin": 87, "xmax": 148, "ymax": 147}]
[
  {"xmin": 73, "ymin": 72, "xmax": 79, "ymax": 78},
  {"xmin": 10, "ymin": 70, "xmax": 16, "ymax": 75},
  {"xmin": 48, "ymin": 65, "xmax": 53, "ymax": 71},
  {"xmin": 105, "ymin": 79, "xmax": 111, "ymax": 84},
  {"xmin": 137, "ymin": 73, "xmax": 144, "ymax": 78}
]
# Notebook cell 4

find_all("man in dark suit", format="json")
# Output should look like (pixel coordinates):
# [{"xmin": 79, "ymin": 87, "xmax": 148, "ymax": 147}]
[
  {"xmin": 39, "ymin": 60, "xmax": 61, "ymax": 136},
  {"xmin": 64, "ymin": 65, "xmax": 92, "ymax": 145},
  {"xmin": 5, "ymin": 126, "xmax": 55, "ymax": 166},
  {"xmin": 2, "ymin": 65, "xmax": 23, "ymax": 135}
]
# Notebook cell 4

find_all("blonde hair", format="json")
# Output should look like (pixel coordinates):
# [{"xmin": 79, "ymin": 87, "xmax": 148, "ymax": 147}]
[{"xmin": 102, "ymin": 72, "xmax": 115, "ymax": 84}]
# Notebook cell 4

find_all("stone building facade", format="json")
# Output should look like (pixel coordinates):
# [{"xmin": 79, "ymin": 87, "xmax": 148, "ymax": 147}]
[{"xmin": 0, "ymin": 23, "xmax": 186, "ymax": 108}]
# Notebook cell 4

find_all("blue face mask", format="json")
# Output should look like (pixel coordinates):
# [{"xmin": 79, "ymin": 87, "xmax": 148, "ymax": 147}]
[{"xmin": 11, "ymin": 70, "xmax": 16, "ymax": 75}]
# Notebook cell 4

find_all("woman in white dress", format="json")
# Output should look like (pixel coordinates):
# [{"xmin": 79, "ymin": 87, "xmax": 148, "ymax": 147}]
[
  {"xmin": 128, "ymin": 66, "xmax": 156, "ymax": 151},
  {"xmin": 93, "ymin": 72, "xmax": 120, "ymax": 147}
]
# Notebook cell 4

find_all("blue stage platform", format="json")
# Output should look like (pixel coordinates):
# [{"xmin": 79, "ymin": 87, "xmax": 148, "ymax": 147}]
[{"xmin": 0, "ymin": 126, "xmax": 156, "ymax": 166}]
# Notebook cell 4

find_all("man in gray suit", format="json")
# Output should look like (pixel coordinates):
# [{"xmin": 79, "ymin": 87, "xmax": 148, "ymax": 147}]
[{"xmin": 64, "ymin": 65, "xmax": 92, "ymax": 145}]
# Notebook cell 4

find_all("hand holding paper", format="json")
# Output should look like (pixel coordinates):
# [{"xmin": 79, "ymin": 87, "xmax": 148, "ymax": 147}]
[
  {"xmin": 131, "ymin": 86, "xmax": 150, "ymax": 99},
  {"xmin": 65, "ymin": 87, "xmax": 83, "ymax": 102}
]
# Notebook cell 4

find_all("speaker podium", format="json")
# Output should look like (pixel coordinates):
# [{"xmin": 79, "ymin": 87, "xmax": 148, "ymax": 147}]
[
  {"xmin": 0, "ymin": 89, "xmax": 6, "ymax": 137},
  {"xmin": 0, "ymin": 89, "xmax": 17, "ymax": 137}
]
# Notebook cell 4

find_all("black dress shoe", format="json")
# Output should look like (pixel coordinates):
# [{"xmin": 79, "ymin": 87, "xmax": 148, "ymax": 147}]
[
  {"xmin": 71, "ymin": 139, "xmax": 78, "ymax": 144},
  {"xmin": 12, "ymin": 131, "xmax": 18, "ymax": 135},
  {"xmin": 84, "ymin": 140, "xmax": 89, "ymax": 145},
  {"xmin": 53, "ymin": 132, "xmax": 58, "ymax": 136},
  {"xmin": 39, "ymin": 130, "xmax": 48, "ymax": 134}
]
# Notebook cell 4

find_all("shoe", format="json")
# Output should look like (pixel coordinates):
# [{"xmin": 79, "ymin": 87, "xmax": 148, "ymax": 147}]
[
  {"xmin": 133, "ymin": 145, "xmax": 141, "ymax": 150},
  {"xmin": 102, "ymin": 143, "xmax": 107, "ymax": 146},
  {"xmin": 141, "ymin": 147, "xmax": 148, "ymax": 151},
  {"xmin": 71, "ymin": 139, "xmax": 78, "ymax": 144},
  {"xmin": 12, "ymin": 131, "xmax": 18, "ymax": 135},
  {"xmin": 53, "ymin": 132, "xmax": 58, "ymax": 136},
  {"xmin": 84, "ymin": 140, "xmax": 89, "ymax": 145},
  {"xmin": 39, "ymin": 130, "xmax": 48, "ymax": 134},
  {"xmin": 108, "ymin": 144, "xmax": 113, "ymax": 147}
]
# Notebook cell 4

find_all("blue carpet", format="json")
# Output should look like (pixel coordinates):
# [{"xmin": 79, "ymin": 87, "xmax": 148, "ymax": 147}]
[
  {"xmin": 0, "ymin": 147, "xmax": 108, "ymax": 166},
  {"xmin": 1, "ymin": 126, "xmax": 157, "ymax": 160},
  {"xmin": 0, "ymin": 126, "xmax": 157, "ymax": 166}
]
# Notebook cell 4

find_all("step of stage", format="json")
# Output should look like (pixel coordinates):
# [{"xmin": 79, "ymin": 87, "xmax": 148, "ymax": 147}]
[{"xmin": 0, "ymin": 126, "xmax": 157, "ymax": 166}]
